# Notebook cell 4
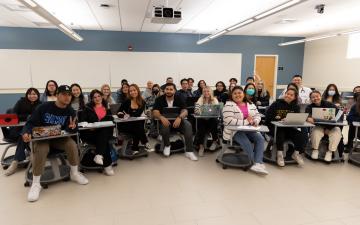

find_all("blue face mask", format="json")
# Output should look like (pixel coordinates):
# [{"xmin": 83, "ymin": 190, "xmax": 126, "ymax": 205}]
[{"xmin": 246, "ymin": 88, "xmax": 255, "ymax": 96}]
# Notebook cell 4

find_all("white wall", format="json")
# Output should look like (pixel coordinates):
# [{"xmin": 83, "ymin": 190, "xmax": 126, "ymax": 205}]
[
  {"xmin": 303, "ymin": 36, "xmax": 360, "ymax": 91},
  {"xmin": 0, "ymin": 50, "xmax": 242, "ymax": 93}
]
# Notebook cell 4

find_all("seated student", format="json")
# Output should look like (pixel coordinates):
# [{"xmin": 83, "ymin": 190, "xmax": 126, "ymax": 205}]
[
  {"xmin": 223, "ymin": 86, "xmax": 268, "ymax": 174},
  {"xmin": 346, "ymin": 92, "xmax": 360, "ymax": 152},
  {"xmin": 255, "ymin": 80, "xmax": 270, "ymax": 106},
  {"xmin": 142, "ymin": 80, "xmax": 153, "ymax": 100},
  {"xmin": 193, "ymin": 80, "xmax": 206, "ymax": 97},
  {"xmin": 121, "ymin": 79, "xmax": 128, "ymax": 86},
  {"xmin": 245, "ymin": 76, "xmax": 255, "ymax": 84},
  {"xmin": 40, "ymin": 80, "xmax": 58, "ymax": 102},
  {"xmin": 101, "ymin": 84, "xmax": 115, "ymax": 107},
  {"xmin": 213, "ymin": 81, "xmax": 228, "ymax": 104},
  {"xmin": 152, "ymin": 83, "xmax": 198, "ymax": 161},
  {"xmin": 160, "ymin": 77, "xmax": 174, "ymax": 91},
  {"xmin": 188, "ymin": 77, "xmax": 195, "ymax": 94},
  {"xmin": 244, "ymin": 83, "xmax": 257, "ymax": 104},
  {"xmin": 176, "ymin": 78, "xmax": 193, "ymax": 102},
  {"xmin": 145, "ymin": 84, "xmax": 161, "ymax": 109},
  {"xmin": 80, "ymin": 89, "xmax": 114, "ymax": 175},
  {"xmin": 229, "ymin": 78, "xmax": 238, "ymax": 88},
  {"xmin": 22, "ymin": 85, "xmax": 88, "ymax": 202},
  {"xmin": 70, "ymin": 83, "xmax": 88, "ymax": 111},
  {"xmin": 4, "ymin": 88, "xmax": 42, "ymax": 176},
  {"xmin": 279, "ymin": 83, "xmax": 302, "ymax": 104},
  {"xmin": 265, "ymin": 88, "xmax": 307, "ymax": 167},
  {"xmin": 322, "ymin": 84, "xmax": 342, "ymax": 107},
  {"xmin": 117, "ymin": 84, "xmax": 152, "ymax": 153},
  {"xmin": 279, "ymin": 75, "xmax": 312, "ymax": 104},
  {"xmin": 194, "ymin": 86, "xmax": 220, "ymax": 156},
  {"xmin": 116, "ymin": 83, "xmax": 130, "ymax": 104},
  {"xmin": 306, "ymin": 90, "xmax": 342, "ymax": 161}
]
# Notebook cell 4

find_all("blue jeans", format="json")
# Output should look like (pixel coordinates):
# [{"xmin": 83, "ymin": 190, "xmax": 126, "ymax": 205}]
[{"xmin": 233, "ymin": 131, "xmax": 265, "ymax": 163}]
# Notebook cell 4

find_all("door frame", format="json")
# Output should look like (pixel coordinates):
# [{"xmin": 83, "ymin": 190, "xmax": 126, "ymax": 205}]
[{"xmin": 254, "ymin": 54, "xmax": 279, "ymax": 98}]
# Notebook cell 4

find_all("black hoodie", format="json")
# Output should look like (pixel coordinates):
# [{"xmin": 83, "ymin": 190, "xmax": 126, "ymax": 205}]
[
  {"xmin": 13, "ymin": 97, "xmax": 41, "ymax": 121},
  {"xmin": 265, "ymin": 99, "xmax": 300, "ymax": 132}
]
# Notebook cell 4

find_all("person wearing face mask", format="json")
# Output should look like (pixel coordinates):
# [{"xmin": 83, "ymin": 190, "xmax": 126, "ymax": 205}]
[
  {"xmin": 255, "ymin": 80, "xmax": 270, "ymax": 106},
  {"xmin": 265, "ymin": 88, "xmax": 307, "ymax": 167},
  {"xmin": 306, "ymin": 91, "xmax": 343, "ymax": 162},
  {"xmin": 223, "ymin": 86, "xmax": 268, "ymax": 174},
  {"xmin": 322, "ymin": 84, "xmax": 342, "ymax": 107},
  {"xmin": 244, "ymin": 83, "xmax": 257, "ymax": 104}
]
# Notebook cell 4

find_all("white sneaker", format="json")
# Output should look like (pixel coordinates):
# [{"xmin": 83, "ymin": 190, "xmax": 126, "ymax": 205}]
[
  {"xmin": 93, "ymin": 154, "xmax": 103, "ymax": 165},
  {"xmin": 324, "ymin": 151, "xmax": 332, "ymax": 162},
  {"xmin": 185, "ymin": 152, "xmax": 198, "ymax": 161},
  {"xmin": 209, "ymin": 142, "xmax": 218, "ymax": 151},
  {"xmin": 198, "ymin": 146, "xmax": 205, "ymax": 157},
  {"xmin": 250, "ymin": 163, "xmax": 269, "ymax": 175},
  {"xmin": 311, "ymin": 150, "xmax": 319, "ymax": 160},
  {"xmin": 104, "ymin": 166, "xmax": 115, "ymax": 176},
  {"xmin": 277, "ymin": 151, "xmax": 285, "ymax": 167},
  {"xmin": 292, "ymin": 151, "xmax": 305, "ymax": 166},
  {"xmin": 71, "ymin": 172, "xmax": 89, "ymax": 185},
  {"xmin": 144, "ymin": 143, "xmax": 154, "ymax": 152},
  {"xmin": 163, "ymin": 146, "xmax": 171, "ymax": 157},
  {"xmin": 5, "ymin": 160, "xmax": 18, "ymax": 176},
  {"xmin": 27, "ymin": 183, "xmax": 42, "ymax": 202}
]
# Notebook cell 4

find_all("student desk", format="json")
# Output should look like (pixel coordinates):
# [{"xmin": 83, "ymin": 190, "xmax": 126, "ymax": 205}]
[
  {"xmin": 192, "ymin": 114, "xmax": 220, "ymax": 133},
  {"xmin": 349, "ymin": 121, "xmax": 360, "ymax": 166}
]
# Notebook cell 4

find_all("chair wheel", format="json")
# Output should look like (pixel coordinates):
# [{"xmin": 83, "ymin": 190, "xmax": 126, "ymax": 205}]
[
  {"xmin": 63, "ymin": 177, "xmax": 70, "ymax": 182},
  {"xmin": 80, "ymin": 169, "xmax": 85, "ymax": 173},
  {"xmin": 222, "ymin": 165, "xmax": 227, "ymax": 169},
  {"xmin": 145, "ymin": 154, "xmax": 148, "ymax": 157},
  {"xmin": 42, "ymin": 184, "xmax": 48, "ymax": 189},
  {"xmin": 215, "ymin": 159, "xmax": 219, "ymax": 163},
  {"xmin": 24, "ymin": 181, "xmax": 30, "ymax": 187},
  {"xmin": 2, "ymin": 166, "xmax": 8, "ymax": 170}
]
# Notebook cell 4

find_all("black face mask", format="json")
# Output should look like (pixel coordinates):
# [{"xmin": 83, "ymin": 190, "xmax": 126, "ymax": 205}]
[{"xmin": 152, "ymin": 90, "xmax": 159, "ymax": 95}]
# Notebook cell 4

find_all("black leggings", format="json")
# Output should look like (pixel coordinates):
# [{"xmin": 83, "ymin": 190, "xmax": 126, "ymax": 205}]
[
  {"xmin": 275, "ymin": 127, "xmax": 308, "ymax": 153},
  {"xmin": 118, "ymin": 121, "xmax": 148, "ymax": 150},
  {"xmin": 80, "ymin": 127, "xmax": 113, "ymax": 167},
  {"xmin": 194, "ymin": 118, "xmax": 218, "ymax": 146},
  {"xmin": 347, "ymin": 124, "xmax": 360, "ymax": 150}
]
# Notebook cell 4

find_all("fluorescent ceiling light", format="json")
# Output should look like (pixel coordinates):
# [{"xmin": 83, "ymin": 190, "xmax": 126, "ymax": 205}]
[
  {"xmin": 23, "ymin": 0, "xmax": 37, "ymax": 7},
  {"xmin": 342, "ymin": 30, "xmax": 360, "ymax": 35},
  {"xmin": 227, "ymin": 19, "xmax": 255, "ymax": 31},
  {"xmin": 278, "ymin": 39, "xmax": 305, "ymax": 46},
  {"xmin": 209, "ymin": 30, "xmax": 227, "ymax": 39},
  {"xmin": 196, "ymin": 0, "xmax": 308, "ymax": 45},
  {"xmin": 17, "ymin": 0, "xmax": 83, "ymax": 42},
  {"xmin": 306, "ymin": 34, "xmax": 337, "ymax": 42},
  {"xmin": 255, "ymin": 0, "xmax": 301, "ymax": 19}
]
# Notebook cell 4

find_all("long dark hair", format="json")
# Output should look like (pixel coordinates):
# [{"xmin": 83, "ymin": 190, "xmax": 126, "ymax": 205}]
[
  {"xmin": 230, "ymin": 86, "xmax": 249, "ymax": 103},
  {"xmin": 244, "ymin": 83, "xmax": 257, "ymax": 103},
  {"xmin": 129, "ymin": 84, "xmax": 144, "ymax": 108},
  {"xmin": 285, "ymin": 88, "xmax": 299, "ymax": 104},
  {"xmin": 197, "ymin": 80, "xmax": 206, "ymax": 93},
  {"xmin": 355, "ymin": 92, "xmax": 360, "ymax": 115},
  {"xmin": 89, "ymin": 89, "xmax": 108, "ymax": 108},
  {"xmin": 214, "ymin": 81, "xmax": 226, "ymax": 94},
  {"xmin": 70, "ymin": 83, "xmax": 86, "ymax": 110},
  {"xmin": 287, "ymin": 82, "xmax": 299, "ymax": 92},
  {"xmin": 44, "ymin": 80, "xmax": 58, "ymax": 96},
  {"xmin": 322, "ymin": 84, "xmax": 341, "ymax": 104},
  {"xmin": 25, "ymin": 87, "xmax": 40, "ymax": 104}
]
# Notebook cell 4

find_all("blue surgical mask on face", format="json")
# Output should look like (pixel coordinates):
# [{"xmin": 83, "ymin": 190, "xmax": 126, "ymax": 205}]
[{"xmin": 246, "ymin": 88, "xmax": 255, "ymax": 96}]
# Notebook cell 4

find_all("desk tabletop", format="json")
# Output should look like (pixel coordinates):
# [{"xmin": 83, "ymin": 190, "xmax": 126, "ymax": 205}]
[
  {"xmin": 31, "ymin": 132, "xmax": 77, "ymax": 142},
  {"xmin": 271, "ymin": 121, "xmax": 315, "ymax": 128},
  {"xmin": 227, "ymin": 125, "xmax": 269, "ymax": 133},
  {"xmin": 315, "ymin": 121, "xmax": 348, "ymax": 126},
  {"xmin": 114, "ymin": 117, "xmax": 147, "ymax": 123},
  {"xmin": 193, "ymin": 114, "xmax": 220, "ymax": 119},
  {"xmin": 0, "ymin": 121, "xmax": 26, "ymax": 128},
  {"xmin": 353, "ymin": 121, "xmax": 360, "ymax": 127}
]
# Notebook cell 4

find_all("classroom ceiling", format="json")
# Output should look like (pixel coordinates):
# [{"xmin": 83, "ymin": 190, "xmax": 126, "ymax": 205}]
[{"xmin": 0, "ymin": 0, "xmax": 359, "ymax": 37}]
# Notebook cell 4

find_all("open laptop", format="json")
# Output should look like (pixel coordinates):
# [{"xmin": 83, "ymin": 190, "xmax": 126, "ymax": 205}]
[
  {"xmin": 200, "ymin": 104, "xmax": 222, "ymax": 116},
  {"xmin": 281, "ymin": 113, "xmax": 309, "ymax": 125},
  {"xmin": 312, "ymin": 108, "xmax": 343, "ymax": 123},
  {"xmin": 186, "ymin": 97, "xmax": 199, "ymax": 107},
  {"xmin": 109, "ymin": 103, "xmax": 121, "ymax": 115},
  {"xmin": 163, "ymin": 107, "xmax": 181, "ymax": 118}
]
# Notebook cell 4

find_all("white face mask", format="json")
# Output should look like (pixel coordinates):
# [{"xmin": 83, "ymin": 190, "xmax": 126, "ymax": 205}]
[{"xmin": 328, "ymin": 90, "xmax": 336, "ymax": 96}]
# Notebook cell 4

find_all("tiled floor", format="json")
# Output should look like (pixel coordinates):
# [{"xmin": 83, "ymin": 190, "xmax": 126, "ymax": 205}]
[{"xmin": 1, "ymin": 140, "xmax": 360, "ymax": 225}]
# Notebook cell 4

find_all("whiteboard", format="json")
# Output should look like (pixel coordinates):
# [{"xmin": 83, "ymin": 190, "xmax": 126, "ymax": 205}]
[{"xmin": 0, "ymin": 50, "xmax": 242, "ymax": 90}]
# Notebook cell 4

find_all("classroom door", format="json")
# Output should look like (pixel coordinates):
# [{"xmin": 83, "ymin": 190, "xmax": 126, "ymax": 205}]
[{"xmin": 254, "ymin": 55, "xmax": 277, "ymax": 97}]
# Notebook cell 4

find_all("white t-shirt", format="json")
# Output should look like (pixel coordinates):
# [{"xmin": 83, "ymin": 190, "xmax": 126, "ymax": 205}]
[
  {"xmin": 166, "ymin": 99, "xmax": 174, "ymax": 107},
  {"xmin": 279, "ymin": 86, "xmax": 312, "ymax": 104}
]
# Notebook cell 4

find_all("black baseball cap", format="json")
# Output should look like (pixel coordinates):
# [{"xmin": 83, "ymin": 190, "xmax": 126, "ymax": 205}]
[{"xmin": 57, "ymin": 85, "xmax": 71, "ymax": 94}]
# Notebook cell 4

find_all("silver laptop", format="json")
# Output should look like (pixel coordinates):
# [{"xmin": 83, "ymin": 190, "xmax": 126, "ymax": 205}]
[
  {"xmin": 312, "ymin": 108, "xmax": 343, "ymax": 123},
  {"xmin": 110, "ymin": 103, "xmax": 121, "ymax": 115},
  {"xmin": 200, "ymin": 104, "xmax": 222, "ymax": 116},
  {"xmin": 282, "ymin": 113, "xmax": 309, "ymax": 125}
]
